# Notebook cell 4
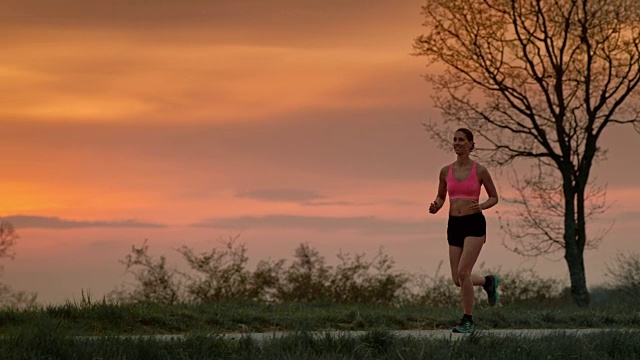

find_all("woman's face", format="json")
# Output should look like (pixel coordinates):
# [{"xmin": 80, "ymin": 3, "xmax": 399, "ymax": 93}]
[{"xmin": 453, "ymin": 131, "xmax": 472, "ymax": 155}]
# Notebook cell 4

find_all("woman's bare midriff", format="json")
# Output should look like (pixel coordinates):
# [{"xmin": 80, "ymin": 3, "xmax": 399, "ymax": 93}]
[{"xmin": 449, "ymin": 198, "xmax": 480, "ymax": 216}]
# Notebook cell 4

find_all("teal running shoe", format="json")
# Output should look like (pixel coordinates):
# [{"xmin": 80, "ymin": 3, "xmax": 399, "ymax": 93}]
[
  {"xmin": 485, "ymin": 274, "xmax": 500, "ymax": 306},
  {"xmin": 452, "ymin": 318, "xmax": 474, "ymax": 333}
]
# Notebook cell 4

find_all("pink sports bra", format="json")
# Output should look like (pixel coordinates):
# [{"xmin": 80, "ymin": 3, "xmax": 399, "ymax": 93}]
[{"xmin": 447, "ymin": 162, "xmax": 481, "ymax": 200}]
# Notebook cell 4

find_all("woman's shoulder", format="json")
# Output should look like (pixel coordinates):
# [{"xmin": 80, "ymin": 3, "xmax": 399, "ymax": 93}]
[{"xmin": 474, "ymin": 162, "xmax": 490, "ymax": 175}]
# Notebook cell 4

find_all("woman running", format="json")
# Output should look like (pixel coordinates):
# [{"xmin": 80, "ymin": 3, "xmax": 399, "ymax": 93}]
[{"xmin": 428, "ymin": 128, "xmax": 500, "ymax": 333}]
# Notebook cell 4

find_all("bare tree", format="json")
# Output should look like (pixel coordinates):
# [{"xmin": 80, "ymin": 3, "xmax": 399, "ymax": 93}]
[
  {"xmin": 0, "ymin": 219, "xmax": 38, "ymax": 308},
  {"xmin": 414, "ymin": 0, "xmax": 640, "ymax": 306},
  {"xmin": 0, "ymin": 219, "xmax": 19, "ymax": 260},
  {"xmin": 499, "ymin": 164, "xmax": 611, "ymax": 257}
]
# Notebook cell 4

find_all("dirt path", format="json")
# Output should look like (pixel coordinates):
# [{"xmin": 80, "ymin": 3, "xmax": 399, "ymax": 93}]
[
  {"xmin": 107, "ymin": 328, "xmax": 634, "ymax": 342},
  {"xmin": 219, "ymin": 328, "xmax": 631, "ymax": 341}
]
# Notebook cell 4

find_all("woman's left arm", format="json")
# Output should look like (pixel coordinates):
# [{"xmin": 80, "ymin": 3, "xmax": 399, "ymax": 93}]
[{"xmin": 477, "ymin": 165, "xmax": 499, "ymax": 210}]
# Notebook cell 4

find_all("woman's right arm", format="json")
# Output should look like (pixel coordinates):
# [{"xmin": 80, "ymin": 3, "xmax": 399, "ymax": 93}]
[{"xmin": 429, "ymin": 166, "xmax": 448, "ymax": 214}]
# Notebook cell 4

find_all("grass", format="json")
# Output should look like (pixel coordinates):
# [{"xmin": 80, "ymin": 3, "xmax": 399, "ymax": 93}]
[
  {"xmin": 1, "ymin": 327, "xmax": 639, "ymax": 359},
  {"xmin": 1, "ymin": 301, "xmax": 639, "ymax": 358},
  {"xmin": 0, "ymin": 300, "xmax": 639, "ymax": 336}
]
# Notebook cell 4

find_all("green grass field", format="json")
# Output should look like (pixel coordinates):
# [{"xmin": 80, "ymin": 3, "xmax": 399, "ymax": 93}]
[
  {"xmin": 1, "ymin": 301, "xmax": 639, "ymax": 336},
  {"xmin": 0, "ymin": 302, "xmax": 640, "ymax": 335},
  {"xmin": 1, "ymin": 301, "xmax": 640, "ymax": 359}
]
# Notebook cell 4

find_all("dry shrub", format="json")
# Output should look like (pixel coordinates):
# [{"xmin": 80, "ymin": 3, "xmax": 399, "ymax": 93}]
[
  {"xmin": 605, "ymin": 252, "xmax": 640, "ymax": 301},
  {"xmin": 113, "ymin": 238, "xmax": 567, "ymax": 306}
]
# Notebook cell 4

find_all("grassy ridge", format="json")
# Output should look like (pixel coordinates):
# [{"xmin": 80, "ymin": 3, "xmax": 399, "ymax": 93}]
[
  {"xmin": 1, "ymin": 301, "xmax": 639, "ymax": 336},
  {"xmin": 1, "ymin": 327, "xmax": 639, "ymax": 359}
]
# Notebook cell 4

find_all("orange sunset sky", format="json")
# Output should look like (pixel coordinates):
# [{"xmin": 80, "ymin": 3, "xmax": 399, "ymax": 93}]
[{"xmin": 2, "ymin": 0, "xmax": 640, "ymax": 304}]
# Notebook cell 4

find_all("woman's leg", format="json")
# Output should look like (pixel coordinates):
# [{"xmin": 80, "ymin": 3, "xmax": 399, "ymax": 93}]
[
  {"xmin": 448, "ymin": 245, "xmax": 463, "ymax": 287},
  {"xmin": 449, "ymin": 245, "xmax": 488, "ymax": 287},
  {"xmin": 457, "ymin": 236, "xmax": 486, "ymax": 315}
]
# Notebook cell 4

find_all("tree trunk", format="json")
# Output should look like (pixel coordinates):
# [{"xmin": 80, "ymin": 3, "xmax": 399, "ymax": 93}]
[
  {"xmin": 563, "ymin": 176, "xmax": 590, "ymax": 307},
  {"xmin": 564, "ymin": 240, "xmax": 590, "ymax": 306}
]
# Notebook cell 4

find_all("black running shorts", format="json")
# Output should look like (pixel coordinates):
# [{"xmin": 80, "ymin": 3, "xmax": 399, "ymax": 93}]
[{"xmin": 447, "ymin": 212, "xmax": 486, "ymax": 248}]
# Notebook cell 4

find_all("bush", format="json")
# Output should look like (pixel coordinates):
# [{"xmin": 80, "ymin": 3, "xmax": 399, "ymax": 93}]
[
  {"xmin": 178, "ymin": 236, "xmax": 254, "ymax": 303},
  {"xmin": 409, "ymin": 262, "xmax": 460, "ymax": 307},
  {"xmin": 604, "ymin": 252, "xmax": 640, "ymax": 301},
  {"xmin": 116, "ymin": 240, "xmax": 183, "ymax": 305},
  {"xmin": 408, "ymin": 262, "xmax": 566, "ymax": 307},
  {"xmin": 277, "ymin": 243, "xmax": 332, "ymax": 302},
  {"xmin": 112, "ymin": 238, "xmax": 567, "ymax": 307},
  {"xmin": 487, "ymin": 267, "xmax": 566, "ymax": 305}
]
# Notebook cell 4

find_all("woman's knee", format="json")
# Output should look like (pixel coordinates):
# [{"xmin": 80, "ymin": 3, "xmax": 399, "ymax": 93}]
[{"xmin": 457, "ymin": 269, "xmax": 472, "ymax": 281}]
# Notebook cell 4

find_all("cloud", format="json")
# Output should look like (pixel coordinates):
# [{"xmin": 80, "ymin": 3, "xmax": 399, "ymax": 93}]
[
  {"xmin": 2, "ymin": 33, "xmax": 425, "ymax": 125},
  {"xmin": 382, "ymin": 199, "xmax": 425, "ymax": 206},
  {"xmin": 192, "ymin": 214, "xmax": 435, "ymax": 235},
  {"xmin": 234, "ymin": 188, "xmax": 370, "ymax": 207},
  {"xmin": 2, "ymin": 0, "xmax": 421, "ymax": 47},
  {"xmin": 235, "ymin": 189, "xmax": 324, "ymax": 202},
  {"xmin": 615, "ymin": 211, "xmax": 640, "ymax": 223},
  {"xmin": 3, "ymin": 215, "xmax": 167, "ymax": 229},
  {"xmin": 2, "ymin": 1, "xmax": 429, "ymax": 125},
  {"xmin": 0, "ymin": 110, "xmax": 440, "ymax": 190},
  {"xmin": 301, "ymin": 200, "xmax": 364, "ymax": 207}
]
